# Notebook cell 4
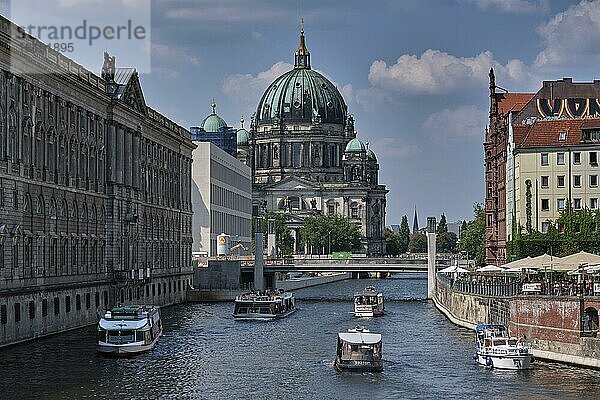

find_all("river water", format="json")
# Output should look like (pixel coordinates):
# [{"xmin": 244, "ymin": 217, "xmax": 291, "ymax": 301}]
[{"xmin": 2, "ymin": 275, "xmax": 600, "ymax": 399}]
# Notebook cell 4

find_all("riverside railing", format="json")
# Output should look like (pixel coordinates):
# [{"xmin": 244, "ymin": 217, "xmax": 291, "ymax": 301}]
[{"xmin": 437, "ymin": 273, "xmax": 521, "ymax": 297}]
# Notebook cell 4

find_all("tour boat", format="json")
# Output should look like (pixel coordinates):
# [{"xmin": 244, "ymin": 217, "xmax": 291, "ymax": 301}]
[
  {"xmin": 97, "ymin": 305, "xmax": 163, "ymax": 356},
  {"xmin": 354, "ymin": 286, "xmax": 385, "ymax": 317},
  {"xmin": 474, "ymin": 324, "xmax": 533, "ymax": 370},
  {"xmin": 233, "ymin": 289, "xmax": 296, "ymax": 320},
  {"xmin": 335, "ymin": 326, "xmax": 383, "ymax": 372}
]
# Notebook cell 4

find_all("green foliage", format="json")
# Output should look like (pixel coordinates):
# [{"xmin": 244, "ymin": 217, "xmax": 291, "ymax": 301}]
[
  {"xmin": 437, "ymin": 214, "xmax": 448, "ymax": 234},
  {"xmin": 384, "ymin": 228, "xmax": 401, "ymax": 256},
  {"xmin": 399, "ymin": 215, "xmax": 410, "ymax": 253},
  {"xmin": 408, "ymin": 232, "xmax": 427, "ymax": 253},
  {"xmin": 256, "ymin": 211, "xmax": 294, "ymax": 256},
  {"xmin": 457, "ymin": 203, "xmax": 486, "ymax": 266},
  {"xmin": 508, "ymin": 207, "xmax": 600, "ymax": 259},
  {"xmin": 300, "ymin": 214, "xmax": 361, "ymax": 254}
]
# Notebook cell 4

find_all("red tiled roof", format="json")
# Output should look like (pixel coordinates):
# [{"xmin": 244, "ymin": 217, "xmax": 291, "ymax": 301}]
[
  {"xmin": 515, "ymin": 118, "xmax": 600, "ymax": 148},
  {"xmin": 495, "ymin": 93, "xmax": 534, "ymax": 114},
  {"xmin": 512, "ymin": 125, "xmax": 529, "ymax": 146}
]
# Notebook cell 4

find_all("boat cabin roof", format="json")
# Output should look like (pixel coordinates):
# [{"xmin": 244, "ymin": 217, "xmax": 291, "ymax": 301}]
[
  {"xmin": 235, "ymin": 290, "xmax": 292, "ymax": 302},
  {"xmin": 99, "ymin": 317, "xmax": 149, "ymax": 331},
  {"xmin": 338, "ymin": 328, "xmax": 382, "ymax": 345},
  {"xmin": 354, "ymin": 286, "xmax": 382, "ymax": 297},
  {"xmin": 476, "ymin": 324, "xmax": 506, "ymax": 332}
]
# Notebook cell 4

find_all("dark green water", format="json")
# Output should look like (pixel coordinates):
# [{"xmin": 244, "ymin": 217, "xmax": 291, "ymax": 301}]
[{"xmin": 1, "ymin": 275, "xmax": 600, "ymax": 399}]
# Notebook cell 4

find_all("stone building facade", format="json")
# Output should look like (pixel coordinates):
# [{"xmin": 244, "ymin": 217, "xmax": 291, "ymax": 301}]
[
  {"xmin": 486, "ymin": 70, "xmax": 600, "ymax": 265},
  {"xmin": 248, "ymin": 26, "xmax": 387, "ymax": 255},
  {"xmin": 0, "ymin": 16, "xmax": 194, "ymax": 346}
]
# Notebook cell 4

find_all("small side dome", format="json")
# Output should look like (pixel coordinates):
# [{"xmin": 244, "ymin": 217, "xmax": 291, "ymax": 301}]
[
  {"xmin": 345, "ymin": 137, "xmax": 366, "ymax": 153},
  {"xmin": 200, "ymin": 101, "xmax": 228, "ymax": 132},
  {"xmin": 237, "ymin": 128, "xmax": 249, "ymax": 146},
  {"xmin": 366, "ymin": 148, "xmax": 377, "ymax": 161}
]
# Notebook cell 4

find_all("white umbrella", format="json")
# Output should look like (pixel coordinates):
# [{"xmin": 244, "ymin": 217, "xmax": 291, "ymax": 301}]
[
  {"xmin": 476, "ymin": 265, "xmax": 504, "ymax": 272},
  {"xmin": 439, "ymin": 265, "xmax": 469, "ymax": 274},
  {"xmin": 500, "ymin": 256, "xmax": 532, "ymax": 269},
  {"xmin": 553, "ymin": 251, "xmax": 600, "ymax": 271}
]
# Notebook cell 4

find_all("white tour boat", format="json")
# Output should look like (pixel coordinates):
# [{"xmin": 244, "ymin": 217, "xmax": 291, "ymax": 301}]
[
  {"xmin": 233, "ymin": 289, "xmax": 296, "ymax": 320},
  {"xmin": 97, "ymin": 305, "xmax": 163, "ymax": 356},
  {"xmin": 354, "ymin": 286, "xmax": 385, "ymax": 317},
  {"xmin": 335, "ymin": 326, "xmax": 383, "ymax": 372},
  {"xmin": 475, "ymin": 324, "xmax": 533, "ymax": 370}
]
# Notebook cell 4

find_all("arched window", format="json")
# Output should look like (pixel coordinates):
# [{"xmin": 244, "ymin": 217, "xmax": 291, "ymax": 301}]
[
  {"xmin": 70, "ymin": 200, "xmax": 78, "ymax": 221},
  {"xmin": 35, "ymin": 195, "xmax": 44, "ymax": 215},
  {"xmin": 35, "ymin": 121, "xmax": 44, "ymax": 169},
  {"xmin": 23, "ymin": 194, "xmax": 31, "ymax": 214},
  {"xmin": 49, "ymin": 198, "xmax": 57, "ymax": 218},
  {"xmin": 8, "ymin": 108, "xmax": 17, "ymax": 163},
  {"xmin": 582, "ymin": 307, "xmax": 599, "ymax": 337}
]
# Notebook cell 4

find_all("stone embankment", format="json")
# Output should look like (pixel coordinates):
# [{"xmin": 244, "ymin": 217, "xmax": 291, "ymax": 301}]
[{"xmin": 433, "ymin": 274, "xmax": 600, "ymax": 369}]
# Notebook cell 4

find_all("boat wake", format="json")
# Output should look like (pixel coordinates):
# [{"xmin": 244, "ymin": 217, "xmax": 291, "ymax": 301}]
[{"xmin": 298, "ymin": 297, "xmax": 427, "ymax": 303}]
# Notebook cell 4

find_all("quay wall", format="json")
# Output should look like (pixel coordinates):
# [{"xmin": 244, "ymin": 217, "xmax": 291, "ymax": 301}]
[
  {"xmin": 434, "ymin": 276, "xmax": 600, "ymax": 368},
  {"xmin": 0, "ymin": 274, "xmax": 191, "ymax": 347}
]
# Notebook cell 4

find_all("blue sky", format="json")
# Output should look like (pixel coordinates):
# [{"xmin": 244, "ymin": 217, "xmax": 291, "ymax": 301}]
[{"xmin": 8, "ymin": 0, "xmax": 600, "ymax": 225}]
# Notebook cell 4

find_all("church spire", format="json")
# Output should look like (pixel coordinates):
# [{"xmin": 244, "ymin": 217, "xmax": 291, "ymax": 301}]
[
  {"xmin": 294, "ymin": 18, "xmax": 311, "ymax": 69},
  {"xmin": 413, "ymin": 206, "xmax": 419, "ymax": 233}
]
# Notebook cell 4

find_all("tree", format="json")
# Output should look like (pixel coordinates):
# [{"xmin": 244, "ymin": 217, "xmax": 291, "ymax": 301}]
[
  {"xmin": 399, "ymin": 215, "xmax": 410, "ymax": 253},
  {"xmin": 300, "ymin": 214, "xmax": 361, "ymax": 254},
  {"xmin": 257, "ymin": 211, "xmax": 294, "ymax": 256},
  {"xmin": 458, "ymin": 203, "xmax": 486, "ymax": 266},
  {"xmin": 437, "ymin": 213, "xmax": 448, "ymax": 234},
  {"xmin": 408, "ymin": 232, "xmax": 427, "ymax": 253},
  {"xmin": 384, "ymin": 228, "xmax": 401, "ymax": 256}
]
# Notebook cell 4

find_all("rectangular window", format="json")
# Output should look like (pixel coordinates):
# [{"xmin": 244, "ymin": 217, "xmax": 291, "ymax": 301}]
[
  {"xmin": 591, "ymin": 198, "xmax": 599, "ymax": 210},
  {"xmin": 0, "ymin": 305, "xmax": 6, "ymax": 324},
  {"xmin": 85, "ymin": 293, "xmax": 90, "ymax": 310},
  {"xmin": 42, "ymin": 299, "xmax": 48, "ymax": 317},
  {"xmin": 328, "ymin": 204, "xmax": 335, "ymax": 215},
  {"xmin": 541, "ymin": 199, "xmax": 549, "ymax": 211},
  {"xmin": 541, "ymin": 176, "xmax": 549, "ymax": 188},
  {"xmin": 541, "ymin": 222, "xmax": 549, "ymax": 233},
  {"xmin": 14, "ymin": 303, "xmax": 20, "ymax": 322},
  {"xmin": 591, "ymin": 175, "xmax": 598, "ymax": 187},
  {"xmin": 54, "ymin": 297, "xmax": 60, "ymax": 315},
  {"xmin": 351, "ymin": 207, "xmax": 359, "ymax": 219},
  {"xmin": 574, "ymin": 175, "xmax": 581, "ymax": 188},
  {"xmin": 591, "ymin": 151, "xmax": 598, "ymax": 165},
  {"xmin": 557, "ymin": 175, "xmax": 565, "ymax": 188},
  {"xmin": 557, "ymin": 152, "xmax": 565, "ymax": 165},
  {"xmin": 574, "ymin": 198, "xmax": 582, "ymax": 210},
  {"xmin": 541, "ymin": 153, "xmax": 549, "ymax": 166},
  {"xmin": 95, "ymin": 292, "xmax": 100, "ymax": 308},
  {"xmin": 103, "ymin": 291, "xmax": 108, "ymax": 307},
  {"xmin": 29, "ymin": 300, "xmax": 34, "ymax": 320},
  {"xmin": 559, "ymin": 131, "xmax": 567, "ymax": 141},
  {"xmin": 573, "ymin": 152, "xmax": 581, "ymax": 164},
  {"xmin": 76, "ymin": 294, "xmax": 81, "ymax": 311},
  {"xmin": 557, "ymin": 198, "xmax": 565, "ymax": 211},
  {"xmin": 66, "ymin": 296, "xmax": 71, "ymax": 313}
]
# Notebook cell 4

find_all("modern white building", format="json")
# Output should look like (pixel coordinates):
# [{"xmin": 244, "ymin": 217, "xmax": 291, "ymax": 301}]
[{"xmin": 191, "ymin": 142, "xmax": 252, "ymax": 256}]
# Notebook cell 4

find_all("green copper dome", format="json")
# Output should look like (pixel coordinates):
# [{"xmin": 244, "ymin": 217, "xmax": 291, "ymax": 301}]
[
  {"xmin": 255, "ymin": 28, "xmax": 347, "ymax": 126},
  {"xmin": 366, "ymin": 148, "xmax": 377, "ymax": 161},
  {"xmin": 200, "ymin": 101, "xmax": 228, "ymax": 132},
  {"xmin": 345, "ymin": 137, "xmax": 366, "ymax": 153},
  {"xmin": 237, "ymin": 128, "xmax": 249, "ymax": 145}
]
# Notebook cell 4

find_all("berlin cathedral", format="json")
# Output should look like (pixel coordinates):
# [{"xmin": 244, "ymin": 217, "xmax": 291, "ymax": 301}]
[{"xmin": 237, "ymin": 24, "xmax": 388, "ymax": 256}]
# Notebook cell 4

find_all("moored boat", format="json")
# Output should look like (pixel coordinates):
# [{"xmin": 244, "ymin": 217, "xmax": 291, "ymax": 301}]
[
  {"xmin": 233, "ymin": 289, "xmax": 296, "ymax": 320},
  {"xmin": 97, "ymin": 305, "xmax": 163, "ymax": 356},
  {"xmin": 475, "ymin": 324, "xmax": 533, "ymax": 370},
  {"xmin": 354, "ymin": 286, "xmax": 384, "ymax": 317},
  {"xmin": 334, "ymin": 326, "xmax": 383, "ymax": 372}
]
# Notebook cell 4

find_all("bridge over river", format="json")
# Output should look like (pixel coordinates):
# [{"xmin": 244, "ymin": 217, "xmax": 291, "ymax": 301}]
[{"xmin": 238, "ymin": 255, "xmax": 452, "ymax": 273}]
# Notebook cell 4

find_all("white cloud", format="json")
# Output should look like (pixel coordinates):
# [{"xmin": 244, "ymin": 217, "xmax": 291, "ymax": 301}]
[
  {"xmin": 341, "ymin": 84, "xmax": 354, "ymax": 105},
  {"xmin": 369, "ymin": 137, "xmax": 421, "ymax": 158},
  {"xmin": 222, "ymin": 61, "xmax": 293, "ymax": 107},
  {"xmin": 367, "ymin": 49, "xmax": 531, "ymax": 95},
  {"xmin": 534, "ymin": 0, "xmax": 600, "ymax": 68},
  {"xmin": 423, "ymin": 105, "xmax": 487, "ymax": 143},
  {"xmin": 461, "ymin": 0, "xmax": 549, "ymax": 13},
  {"xmin": 152, "ymin": 43, "xmax": 200, "ymax": 66}
]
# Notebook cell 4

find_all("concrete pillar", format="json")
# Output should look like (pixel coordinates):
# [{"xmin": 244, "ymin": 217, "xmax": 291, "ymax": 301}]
[
  {"xmin": 426, "ymin": 216, "xmax": 437, "ymax": 300},
  {"xmin": 254, "ymin": 233, "xmax": 264, "ymax": 291}
]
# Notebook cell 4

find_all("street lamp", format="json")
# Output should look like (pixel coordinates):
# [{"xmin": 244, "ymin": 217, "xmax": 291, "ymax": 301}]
[{"xmin": 328, "ymin": 230, "xmax": 332, "ymax": 256}]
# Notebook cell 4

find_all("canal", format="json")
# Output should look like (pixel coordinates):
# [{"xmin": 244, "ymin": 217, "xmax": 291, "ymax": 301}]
[{"xmin": 2, "ymin": 275, "xmax": 600, "ymax": 399}]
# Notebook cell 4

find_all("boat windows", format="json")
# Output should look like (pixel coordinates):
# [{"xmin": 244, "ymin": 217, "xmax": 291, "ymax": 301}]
[
  {"xmin": 98, "ymin": 329, "xmax": 107, "ymax": 343},
  {"xmin": 136, "ymin": 331, "xmax": 145, "ymax": 342}
]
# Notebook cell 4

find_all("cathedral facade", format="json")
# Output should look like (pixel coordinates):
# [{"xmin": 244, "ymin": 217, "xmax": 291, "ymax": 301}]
[{"xmin": 238, "ymin": 26, "xmax": 387, "ymax": 255}]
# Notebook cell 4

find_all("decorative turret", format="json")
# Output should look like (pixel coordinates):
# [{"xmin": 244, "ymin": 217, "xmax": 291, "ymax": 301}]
[
  {"xmin": 489, "ymin": 67, "xmax": 498, "ymax": 117},
  {"xmin": 294, "ymin": 18, "xmax": 311, "ymax": 69}
]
